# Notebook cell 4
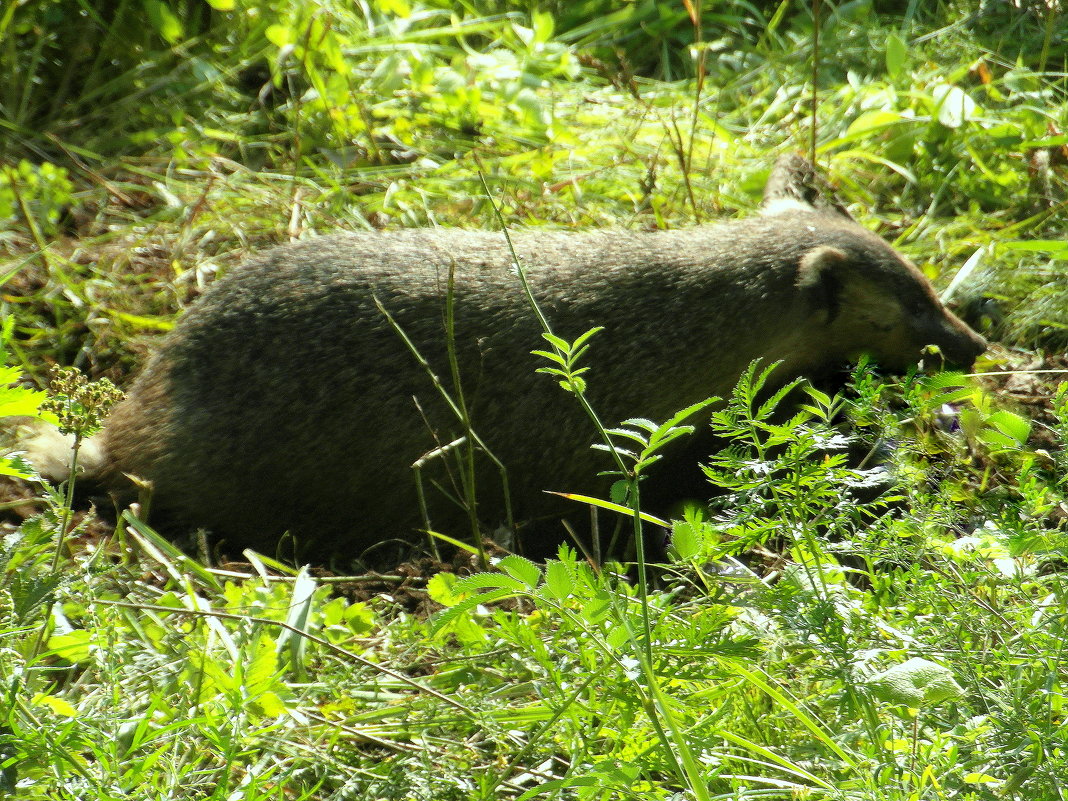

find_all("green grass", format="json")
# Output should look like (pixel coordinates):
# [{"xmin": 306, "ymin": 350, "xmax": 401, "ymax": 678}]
[{"xmin": 2, "ymin": 1, "xmax": 1068, "ymax": 798}]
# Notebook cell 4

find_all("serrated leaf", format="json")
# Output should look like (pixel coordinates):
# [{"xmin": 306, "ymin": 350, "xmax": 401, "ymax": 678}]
[
  {"xmin": 544, "ymin": 560, "xmax": 574, "ymax": 600},
  {"xmin": 540, "ymin": 332, "xmax": 570, "ymax": 350},
  {"xmin": 976, "ymin": 429, "xmax": 1021, "ymax": 450},
  {"xmin": 452, "ymin": 571, "xmax": 527, "ymax": 594},
  {"xmin": 427, "ymin": 572, "xmax": 461, "ymax": 606},
  {"xmin": 571, "ymin": 326, "xmax": 604, "ymax": 348},
  {"xmin": 756, "ymin": 375, "xmax": 802, "ymax": 420},
  {"xmin": 985, "ymin": 410, "xmax": 1030, "ymax": 445},
  {"xmin": 579, "ymin": 591, "xmax": 612, "ymax": 624},
  {"xmin": 619, "ymin": 417, "xmax": 658, "ymax": 433},
  {"xmin": 0, "ymin": 384, "xmax": 48, "ymax": 417},
  {"xmin": 604, "ymin": 428, "xmax": 650, "ymax": 446},
  {"xmin": 660, "ymin": 397, "xmax": 718, "ymax": 430},
  {"xmin": 532, "ymin": 349, "xmax": 566, "ymax": 366},
  {"xmin": 671, "ymin": 521, "xmax": 700, "ymax": 560},
  {"xmin": 498, "ymin": 555, "xmax": 542, "ymax": 589},
  {"xmin": 429, "ymin": 587, "xmax": 512, "ymax": 634}
]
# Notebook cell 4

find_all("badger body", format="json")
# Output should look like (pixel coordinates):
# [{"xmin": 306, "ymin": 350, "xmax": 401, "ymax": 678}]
[{"xmin": 16, "ymin": 160, "xmax": 990, "ymax": 560}]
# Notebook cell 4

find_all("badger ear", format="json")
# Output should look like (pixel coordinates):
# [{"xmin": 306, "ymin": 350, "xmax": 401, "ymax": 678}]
[
  {"xmin": 796, "ymin": 245, "xmax": 848, "ymax": 288},
  {"xmin": 797, "ymin": 246, "xmax": 849, "ymax": 323},
  {"xmin": 761, "ymin": 154, "xmax": 855, "ymax": 221}
]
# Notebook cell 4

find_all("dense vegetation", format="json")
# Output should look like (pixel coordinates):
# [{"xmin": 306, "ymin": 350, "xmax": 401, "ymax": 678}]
[{"xmin": 1, "ymin": 1, "xmax": 1067, "ymax": 798}]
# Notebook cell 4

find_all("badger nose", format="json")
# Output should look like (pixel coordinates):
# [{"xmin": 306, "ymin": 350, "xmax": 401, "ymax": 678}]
[{"xmin": 949, "ymin": 325, "xmax": 988, "ymax": 370}]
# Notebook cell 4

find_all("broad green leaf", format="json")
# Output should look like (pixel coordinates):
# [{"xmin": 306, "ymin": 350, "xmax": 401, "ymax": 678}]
[
  {"xmin": 0, "ymin": 384, "xmax": 48, "ymax": 417},
  {"xmin": 846, "ymin": 110, "xmax": 904, "ymax": 136},
  {"xmin": 265, "ymin": 24, "xmax": 291, "ymax": 48},
  {"xmin": 143, "ymin": 0, "xmax": 183, "ymax": 43},
  {"xmin": 885, "ymin": 33, "xmax": 907, "ymax": 79},
  {"xmin": 32, "ymin": 694, "xmax": 79, "ymax": 718},
  {"xmin": 671, "ymin": 521, "xmax": 700, "ymax": 560},
  {"xmin": 427, "ymin": 572, "xmax": 461, "ymax": 606},
  {"xmin": 344, "ymin": 602, "xmax": 375, "ymax": 635},
  {"xmin": 252, "ymin": 691, "xmax": 288, "ymax": 718},
  {"xmin": 48, "ymin": 629, "xmax": 92, "ymax": 663},
  {"xmin": 246, "ymin": 636, "xmax": 281, "ymax": 692},
  {"xmin": 376, "ymin": 0, "xmax": 411, "ymax": 16},
  {"xmin": 984, "ymin": 410, "xmax": 1031, "ymax": 446},
  {"xmin": 579, "ymin": 591, "xmax": 612, "ymax": 624},
  {"xmin": 866, "ymin": 657, "xmax": 963, "ymax": 707},
  {"xmin": 531, "ymin": 10, "xmax": 555, "ymax": 43},
  {"xmin": 544, "ymin": 560, "xmax": 574, "ymax": 600}
]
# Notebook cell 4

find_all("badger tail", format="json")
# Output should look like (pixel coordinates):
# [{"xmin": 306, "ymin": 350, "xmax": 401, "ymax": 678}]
[{"xmin": 1, "ymin": 416, "xmax": 107, "ymax": 482}]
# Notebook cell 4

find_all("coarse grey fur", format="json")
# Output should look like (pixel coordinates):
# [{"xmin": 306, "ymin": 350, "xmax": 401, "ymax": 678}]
[{"xmin": 28, "ymin": 159, "xmax": 990, "ymax": 561}]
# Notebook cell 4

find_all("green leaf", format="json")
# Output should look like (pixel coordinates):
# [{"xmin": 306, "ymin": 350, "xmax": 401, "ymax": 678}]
[
  {"xmin": 498, "ymin": 555, "xmax": 542, "ymax": 589},
  {"xmin": 540, "ymin": 332, "xmax": 570, "ymax": 351},
  {"xmin": 202, "ymin": 0, "xmax": 235, "ymax": 9},
  {"xmin": 427, "ymin": 572, "xmax": 461, "ymax": 606},
  {"xmin": 246, "ymin": 636, "xmax": 281, "ymax": 693},
  {"xmin": 265, "ymin": 24, "xmax": 291, "ymax": 48},
  {"xmin": 32, "ymin": 694, "xmax": 79, "ymax": 718},
  {"xmin": 548, "ymin": 491, "xmax": 669, "ymax": 527},
  {"xmin": 343, "ymin": 602, "xmax": 375, "ymax": 635},
  {"xmin": 252, "ymin": 691, "xmax": 288, "ymax": 718},
  {"xmin": 0, "ymin": 385, "xmax": 48, "ymax": 417},
  {"xmin": 375, "ymin": 0, "xmax": 411, "ymax": 16},
  {"xmin": 531, "ymin": 10, "xmax": 555, "ymax": 44},
  {"xmin": 932, "ymin": 84, "xmax": 979, "ymax": 128},
  {"xmin": 1001, "ymin": 239, "xmax": 1068, "ymax": 258},
  {"xmin": 983, "ymin": 410, "xmax": 1030, "ymax": 446},
  {"xmin": 544, "ymin": 560, "xmax": 574, "ymax": 600},
  {"xmin": 108, "ymin": 311, "xmax": 174, "ymax": 331},
  {"xmin": 143, "ymin": 0, "xmax": 184, "ymax": 44},
  {"xmin": 866, "ymin": 657, "xmax": 964, "ymax": 707},
  {"xmin": 846, "ymin": 110, "xmax": 905, "ymax": 137},
  {"xmin": 885, "ymin": 32, "xmax": 907, "ymax": 79},
  {"xmin": 48, "ymin": 629, "xmax": 92, "ymax": 664},
  {"xmin": 452, "ymin": 571, "xmax": 527, "ymax": 594},
  {"xmin": 278, "ymin": 568, "xmax": 318, "ymax": 676},
  {"xmin": 671, "ymin": 521, "xmax": 700, "ymax": 560},
  {"xmin": 430, "ymin": 588, "xmax": 513, "ymax": 634},
  {"xmin": 579, "ymin": 591, "xmax": 612, "ymax": 624}
]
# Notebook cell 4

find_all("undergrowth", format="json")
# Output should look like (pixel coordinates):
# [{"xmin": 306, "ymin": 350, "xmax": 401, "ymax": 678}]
[{"xmin": 2, "ymin": 349, "xmax": 1066, "ymax": 799}]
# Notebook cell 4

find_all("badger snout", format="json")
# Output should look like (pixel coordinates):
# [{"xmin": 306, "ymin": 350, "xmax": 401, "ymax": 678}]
[{"xmin": 937, "ymin": 310, "xmax": 988, "ymax": 370}]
